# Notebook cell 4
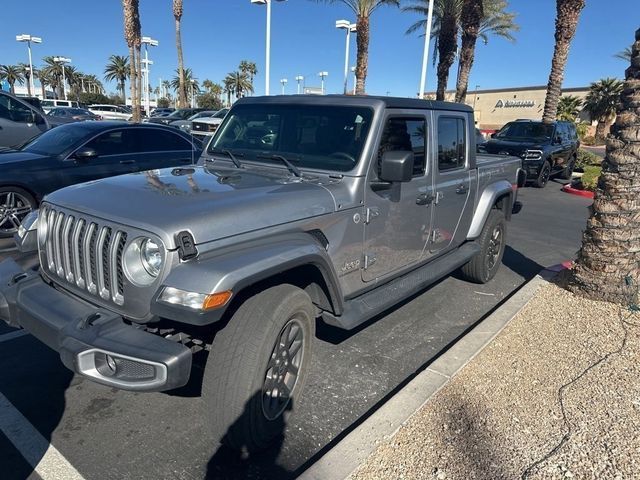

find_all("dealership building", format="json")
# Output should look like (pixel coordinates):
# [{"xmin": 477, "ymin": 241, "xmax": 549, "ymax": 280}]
[{"xmin": 429, "ymin": 84, "xmax": 591, "ymax": 132}]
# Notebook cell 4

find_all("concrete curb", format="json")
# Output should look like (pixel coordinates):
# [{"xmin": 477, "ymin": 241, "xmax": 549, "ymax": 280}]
[
  {"xmin": 562, "ymin": 184, "xmax": 594, "ymax": 199},
  {"xmin": 300, "ymin": 270, "xmax": 556, "ymax": 480}
]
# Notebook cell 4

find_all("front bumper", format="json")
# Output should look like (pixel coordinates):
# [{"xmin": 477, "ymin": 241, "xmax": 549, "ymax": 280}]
[{"xmin": 0, "ymin": 259, "xmax": 192, "ymax": 392}]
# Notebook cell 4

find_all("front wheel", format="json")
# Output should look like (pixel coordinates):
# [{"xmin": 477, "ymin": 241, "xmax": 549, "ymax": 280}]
[
  {"xmin": 202, "ymin": 284, "xmax": 315, "ymax": 452},
  {"xmin": 0, "ymin": 187, "xmax": 37, "ymax": 238},
  {"xmin": 559, "ymin": 156, "xmax": 576, "ymax": 180},
  {"xmin": 460, "ymin": 209, "xmax": 506, "ymax": 284},
  {"xmin": 533, "ymin": 161, "xmax": 551, "ymax": 188}
]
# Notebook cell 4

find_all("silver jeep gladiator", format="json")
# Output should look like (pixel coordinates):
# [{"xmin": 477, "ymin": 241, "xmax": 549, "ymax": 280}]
[{"xmin": 0, "ymin": 95, "xmax": 524, "ymax": 451}]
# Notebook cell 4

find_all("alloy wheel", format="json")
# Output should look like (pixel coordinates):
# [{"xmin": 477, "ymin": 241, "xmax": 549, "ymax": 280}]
[
  {"xmin": 486, "ymin": 225, "xmax": 503, "ymax": 272},
  {"xmin": 0, "ymin": 191, "xmax": 33, "ymax": 235}
]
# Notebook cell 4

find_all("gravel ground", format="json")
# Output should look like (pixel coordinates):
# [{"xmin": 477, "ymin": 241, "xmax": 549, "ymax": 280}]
[{"xmin": 349, "ymin": 282, "xmax": 640, "ymax": 480}]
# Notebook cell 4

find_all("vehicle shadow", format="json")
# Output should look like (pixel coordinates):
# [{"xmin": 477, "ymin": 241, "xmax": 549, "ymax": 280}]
[
  {"xmin": 501, "ymin": 245, "xmax": 544, "ymax": 281},
  {"xmin": 205, "ymin": 392, "xmax": 293, "ymax": 479}
]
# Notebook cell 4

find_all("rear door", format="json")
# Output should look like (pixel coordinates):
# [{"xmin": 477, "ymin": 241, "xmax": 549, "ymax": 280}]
[
  {"xmin": 362, "ymin": 113, "xmax": 434, "ymax": 282},
  {"xmin": 430, "ymin": 113, "xmax": 472, "ymax": 254}
]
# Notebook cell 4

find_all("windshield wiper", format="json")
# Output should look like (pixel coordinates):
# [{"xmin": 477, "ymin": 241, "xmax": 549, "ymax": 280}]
[
  {"xmin": 256, "ymin": 154, "xmax": 302, "ymax": 178},
  {"xmin": 208, "ymin": 148, "xmax": 243, "ymax": 169}
]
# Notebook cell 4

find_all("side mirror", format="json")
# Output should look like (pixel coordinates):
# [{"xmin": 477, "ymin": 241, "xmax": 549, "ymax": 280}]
[
  {"xmin": 554, "ymin": 136, "xmax": 563, "ymax": 144},
  {"xmin": 32, "ymin": 112, "xmax": 46, "ymax": 125},
  {"xmin": 490, "ymin": 132, "xmax": 497, "ymax": 138},
  {"xmin": 379, "ymin": 151, "xmax": 414, "ymax": 183},
  {"xmin": 73, "ymin": 147, "xmax": 98, "ymax": 160}
]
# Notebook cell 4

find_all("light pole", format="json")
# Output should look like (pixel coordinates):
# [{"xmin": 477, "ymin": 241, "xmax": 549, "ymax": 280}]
[
  {"xmin": 473, "ymin": 84, "xmax": 480, "ymax": 109},
  {"xmin": 280, "ymin": 78, "xmax": 288, "ymax": 95},
  {"xmin": 335, "ymin": 20, "xmax": 356, "ymax": 95},
  {"xmin": 418, "ymin": 0, "xmax": 435, "ymax": 99},
  {"xmin": 251, "ymin": 0, "xmax": 286, "ymax": 96},
  {"xmin": 16, "ymin": 34, "xmax": 42, "ymax": 98},
  {"xmin": 141, "ymin": 36, "xmax": 159, "ymax": 115},
  {"xmin": 319, "ymin": 71, "xmax": 328, "ymax": 95},
  {"xmin": 350, "ymin": 66, "xmax": 356, "ymax": 95},
  {"xmin": 190, "ymin": 79, "xmax": 196, "ymax": 108},
  {"xmin": 295, "ymin": 75, "xmax": 304, "ymax": 94},
  {"xmin": 53, "ymin": 57, "xmax": 71, "ymax": 100}
]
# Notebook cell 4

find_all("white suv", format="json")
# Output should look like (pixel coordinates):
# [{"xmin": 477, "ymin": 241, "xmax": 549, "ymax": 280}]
[
  {"xmin": 41, "ymin": 99, "xmax": 81, "ymax": 114},
  {"xmin": 88, "ymin": 104, "xmax": 132, "ymax": 121}
]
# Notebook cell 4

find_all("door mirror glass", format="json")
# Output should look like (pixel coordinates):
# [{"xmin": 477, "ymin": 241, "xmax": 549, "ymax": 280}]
[
  {"xmin": 379, "ymin": 151, "xmax": 414, "ymax": 183},
  {"xmin": 74, "ymin": 147, "xmax": 98, "ymax": 160}
]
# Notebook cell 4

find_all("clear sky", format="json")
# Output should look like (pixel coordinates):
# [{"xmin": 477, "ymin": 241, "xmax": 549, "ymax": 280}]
[{"xmin": 1, "ymin": 0, "xmax": 637, "ymax": 98}]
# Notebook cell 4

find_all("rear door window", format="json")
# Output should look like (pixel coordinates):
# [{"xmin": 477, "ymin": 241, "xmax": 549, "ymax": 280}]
[
  {"xmin": 437, "ymin": 117, "xmax": 467, "ymax": 171},
  {"xmin": 84, "ymin": 129, "xmax": 132, "ymax": 156},
  {"xmin": 136, "ymin": 128, "xmax": 193, "ymax": 152}
]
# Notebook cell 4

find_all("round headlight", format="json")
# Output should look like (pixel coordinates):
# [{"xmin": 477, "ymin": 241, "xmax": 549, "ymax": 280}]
[{"xmin": 140, "ymin": 238, "xmax": 163, "ymax": 277}]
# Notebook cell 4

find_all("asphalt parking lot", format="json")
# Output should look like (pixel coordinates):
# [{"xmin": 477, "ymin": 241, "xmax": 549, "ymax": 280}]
[{"xmin": 0, "ymin": 180, "xmax": 592, "ymax": 480}]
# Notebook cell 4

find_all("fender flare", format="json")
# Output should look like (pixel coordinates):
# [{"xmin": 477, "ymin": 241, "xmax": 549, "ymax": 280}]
[
  {"xmin": 152, "ymin": 232, "xmax": 344, "ymax": 325},
  {"xmin": 466, "ymin": 180, "xmax": 513, "ymax": 239}
]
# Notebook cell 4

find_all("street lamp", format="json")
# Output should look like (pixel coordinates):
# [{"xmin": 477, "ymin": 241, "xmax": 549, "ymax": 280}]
[
  {"xmin": 16, "ymin": 34, "xmax": 42, "ymax": 97},
  {"xmin": 335, "ymin": 20, "xmax": 356, "ymax": 95},
  {"xmin": 418, "ymin": 0, "xmax": 435, "ymax": 99},
  {"xmin": 295, "ymin": 75, "xmax": 304, "ymax": 94},
  {"xmin": 53, "ymin": 57, "xmax": 71, "ymax": 100},
  {"xmin": 251, "ymin": 0, "xmax": 286, "ymax": 96},
  {"xmin": 280, "ymin": 78, "xmax": 288, "ymax": 95},
  {"xmin": 141, "ymin": 36, "xmax": 159, "ymax": 115},
  {"xmin": 318, "ymin": 71, "xmax": 328, "ymax": 95},
  {"xmin": 350, "ymin": 66, "xmax": 356, "ymax": 95}
]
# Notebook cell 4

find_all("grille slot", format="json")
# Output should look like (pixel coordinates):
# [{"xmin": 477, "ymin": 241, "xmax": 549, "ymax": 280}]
[{"xmin": 42, "ymin": 208, "xmax": 127, "ymax": 306}]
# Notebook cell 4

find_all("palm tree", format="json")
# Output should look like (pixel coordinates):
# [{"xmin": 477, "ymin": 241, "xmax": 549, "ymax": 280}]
[
  {"xmin": 404, "ymin": 0, "xmax": 518, "ymax": 102},
  {"xmin": 584, "ymin": 78, "xmax": 624, "ymax": 143},
  {"xmin": 239, "ymin": 60, "xmax": 258, "ymax": 92},
  {"xmin": 541, "ymin": 0, "xmax": 586, "ymax": 124},
  {"xmin": 41, "ymin": 56, "xmax": 64, "ymax": 98},
  {"xmin": 122, "ymin": 0, "xmax": 142, "ymax": 121},
  {"xmin": 613, "ymin": 46, "xmax": 632, "ymax": 62},
  {"xmin": 171, "ymin": 68, "xmax": 199, "ymax": 104},
  {"xmin": 566, "ymin": 28, "xmax": 640, "ymax": 305},
  {"xmin": 17, "ymin": 63, "xmax": 33, "ymax": 96},
  {"xmin": 34, "ymin": 68, "xmax": 51, "ymax": 100},
  {"xmin": 202, "ymin": 79, "xmax": 214, "ymax": 93},
  {"xmin": 454, "ymin": 0, "xmax": 482, "ymax": 103},
  {"xmin": 210, "ymin": 82, "xmax": 223, "ymax": 100},
  {"xmin": 313, "ymin": 1, "xmax": 400, "ymax": 95},
  {"xmin": 556, "ymin": 95, "xmax": 583, "ymax": 122},
  {"xmin": 224, "ymin": 71, "xmax": 254, "ymax": 100},
  {"xmin": 173, "ymin": 0, "xmax": 187, "ymax": 108},
  {"xmin": 223, "ymin": 76, "xmax": 234, "ymax": 107},
  {"xmin": 0, "ymin": 65, "xmax": 25, "ymax": 95},
  {"xmin": 104, "ymin": 54, "xmax": 130, "ymax": 101}
]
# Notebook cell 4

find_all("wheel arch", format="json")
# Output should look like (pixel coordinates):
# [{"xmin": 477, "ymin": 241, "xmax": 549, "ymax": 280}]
[{"xmin": 466, "ymin": 180, "xmax": 513, "ymax": 240}]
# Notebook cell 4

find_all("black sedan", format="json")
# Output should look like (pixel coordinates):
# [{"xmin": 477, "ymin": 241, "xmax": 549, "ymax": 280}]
[{"xmin": 0, "ymin": 121, "xmax": 201, "ymax": 237}]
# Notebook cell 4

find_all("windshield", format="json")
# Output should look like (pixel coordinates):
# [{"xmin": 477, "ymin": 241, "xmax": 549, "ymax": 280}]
[
  {"xmin": 189, "ymin": 111, "xmax": 215, "ymax": 120},
  {"xmin": 214, "ymin": 109, "xmax": 229, "ymax": 119},
  {"xmin": 21, "ymin": 124, "xmax": 90, "ymax": 156},
  {"xmin": 495, "ymin": 122, "xmax": 554, "ymax": 141},
  {"xmin": 208, "ymin": 104, "xmax": 373, "ymax": 172}
]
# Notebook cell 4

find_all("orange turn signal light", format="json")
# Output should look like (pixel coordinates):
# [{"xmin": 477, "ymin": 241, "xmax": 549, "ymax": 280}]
[{"xmin": 203, "ymin": 291, "xmax": 233, "ymax": 310}]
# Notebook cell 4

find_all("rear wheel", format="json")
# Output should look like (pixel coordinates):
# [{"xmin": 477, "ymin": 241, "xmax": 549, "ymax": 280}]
[
  {"xmin": 559, "ymin": 156, "xmax": 576, "ymax": 180},
  {"xmin": 202, "ymin": 284, "xmax": 315, "ymax": 452},
  {"xmin": 0, "ymin": 187, "xmax": 37, "ymax": 238},
  {"xmin": 460, "ymin": 209, "xmax": 506, "ymax": 284}
]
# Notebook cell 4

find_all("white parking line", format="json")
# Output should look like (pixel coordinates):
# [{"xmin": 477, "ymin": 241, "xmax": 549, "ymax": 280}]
[
  {"xmin": 0, "ymin": 330, "xmax": 29, "ymax": 343},
  {"xmin": 0, "ymin": 392, "xmax": 85, "ymax": 480}
]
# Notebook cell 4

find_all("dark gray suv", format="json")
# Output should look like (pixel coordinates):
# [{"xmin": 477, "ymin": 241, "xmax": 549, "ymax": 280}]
[{"xmin": 484, "ymin": 120, "xmax": 580, "ymax": 188}]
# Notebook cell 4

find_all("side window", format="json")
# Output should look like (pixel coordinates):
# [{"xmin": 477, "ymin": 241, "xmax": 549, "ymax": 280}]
[
  {"xmin": 438, "ymin": 117, "xmax": 467, "ymax": 171},
  {"xmin": 0, "ymin": 95, "xmax": 35, "ymax": 123},
  {"xmin": 137, "ymin": 129, "xmax": 192, "ymax": 152},
  {"xmin": 84, "ymin": 130, "xmax": 131, "ymax": 156},
  {"xmin": 377, "ymin": 117, "xmax": 427, "ymax": 176}
]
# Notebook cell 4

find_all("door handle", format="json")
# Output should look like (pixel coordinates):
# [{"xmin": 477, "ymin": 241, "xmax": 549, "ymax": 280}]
[
  {"xmin": 456, "ymin": 184, "xmax": 468, "ymax": 195},
  {"xmin": 119, "ymin": 160, "xmax": 135, "ymax": 165},
  {"xmin": 416, "ymin": 193, "xmax": 434, "ymax": 205}
]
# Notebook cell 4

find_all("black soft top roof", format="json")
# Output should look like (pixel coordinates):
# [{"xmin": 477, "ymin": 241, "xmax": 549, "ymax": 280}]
[{"xmin": 235, "ymin": 94, "xmax": 473, "ymax": 113}]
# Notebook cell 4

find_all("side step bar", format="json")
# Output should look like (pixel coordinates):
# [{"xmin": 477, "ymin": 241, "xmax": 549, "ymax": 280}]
[{"xmin": 322, "ymin": 242, "xmax": 481, "ymax": 330}]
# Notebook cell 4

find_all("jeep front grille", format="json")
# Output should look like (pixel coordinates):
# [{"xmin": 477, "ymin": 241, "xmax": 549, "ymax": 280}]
[{"xmin": 41, "ymin": 207, "xmax": 127, "ymax": 306}]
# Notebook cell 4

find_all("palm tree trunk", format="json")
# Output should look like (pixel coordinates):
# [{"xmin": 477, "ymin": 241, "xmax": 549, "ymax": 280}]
[
  {"xmin": 25, "ymin": 76, "xmax": 32, "ymax": 97},
  {"xmin": 566, "ymin": 27, "xmax": 640, "ymax": 304},
  {"xmin": 175, "ymin": 18, "xmax": 187, "ymax": 108},
  {"xmin": 436, "ymin": 11, "xmax": 458, "ymax": 101},
  {"xmin": 542, "ymin": 0, "xmax": 585, "ymax": 123},
  {"xmin": 40, "ymin": 81, "xmax": 46, "ymax": 100},
  {"xmin": 136, "ymin": 44, "xmax": 142, "ymax": 117},
  {"xmin": 129, "ymin": 46, "xmax": 137, "ymax": 116},
  {"xmin": 9, "ymin": 82, "xmax": 15, "ymax": 95},
  {"xmin": 455, "ymin": 0, "xmax": 483, "ymax": 104},
  {"xmin": 595, "ymin": 120, "xmax": 608, "ymax": 144},
  {"xmin": 355, "ymin": 15, "xmax": 370, "ymax": 96}
]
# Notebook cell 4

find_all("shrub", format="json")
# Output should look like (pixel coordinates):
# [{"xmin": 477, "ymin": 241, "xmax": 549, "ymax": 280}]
[
  {"xmin": 582, "ymin": 135, "xmax": 596, "ymax": 145},
  {"xmin": 575, "ymin": 122, "xmax": 589, "ymax": 140},
  {"xmin": 580, "ymin": 166, "xmax": 602, "ymax": 191},
  {"xmin": 196, "ymin": 93, "xmax": 224, "ymax": 111},
  {"xmin": 79, "ymin": 92, "xmax": 111, "ymax": 106},
  {"xmin": 575, "ymin": 149, "xmax": 602, "ymax": 171},
  {"xmin": 157, "ymin": 97, "xmax": 170, "ymax": 108}
]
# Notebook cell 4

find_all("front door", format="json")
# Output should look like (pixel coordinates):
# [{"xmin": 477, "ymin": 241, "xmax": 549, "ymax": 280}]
[
  {"xmin": 430, "ymin": 113, "xmax": 471, "ymax": 254},
  {"xmin": 362, "ymin": 113, "xmax": 433, "ymax": 282}
]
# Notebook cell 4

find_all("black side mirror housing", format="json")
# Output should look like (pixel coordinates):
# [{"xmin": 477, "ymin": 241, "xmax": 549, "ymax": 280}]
[
  {"xmin": 554, "ymin": 136, "xmax": 563, "ymax": 144},
  {"xmin": 379, "ymin": 151, "xmax": 414, "ymax": 183},
  {"xmin": 32, "ymin": 112, "xmax": 46, "ymax": 125},
  {"xmin": 490, "ymin": 132, "xmax": 497, "ymax": 138},
  {"xmin": 74, "ymin": 147, "xmax": 98, "ymax": 160}
]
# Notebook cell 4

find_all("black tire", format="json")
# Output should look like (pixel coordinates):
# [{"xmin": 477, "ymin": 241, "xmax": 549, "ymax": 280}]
[
  {"xmin": 559, "ymin": 156, "xmax": 576, "ymax": 180},
  {"xmin": 533, "ymin": 161, "xmax": 551, "ymax": 188},
  {"xmin": 202, "ymin": 284, "xmax": 315, "ymax": 452},
  {"xmin": 460, "ymin": 209, "xmax": 506, "ymax": 284},
  {"xmin": 0, "ymin": 186, "xmax": 37, "ymax": 238}
]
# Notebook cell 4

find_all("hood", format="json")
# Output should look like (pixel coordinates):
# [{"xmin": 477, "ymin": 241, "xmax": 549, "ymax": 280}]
[
  {"xmin": 45, "ymin": 165, "xmax": 338, "ymax": 249},
  {"xmin": 0, "ymin": 151, "xmax": 48, "ymax": 165},
  {"xmin": 484, "ymin": 139, "xmax": 546, "ymax": 156}
]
